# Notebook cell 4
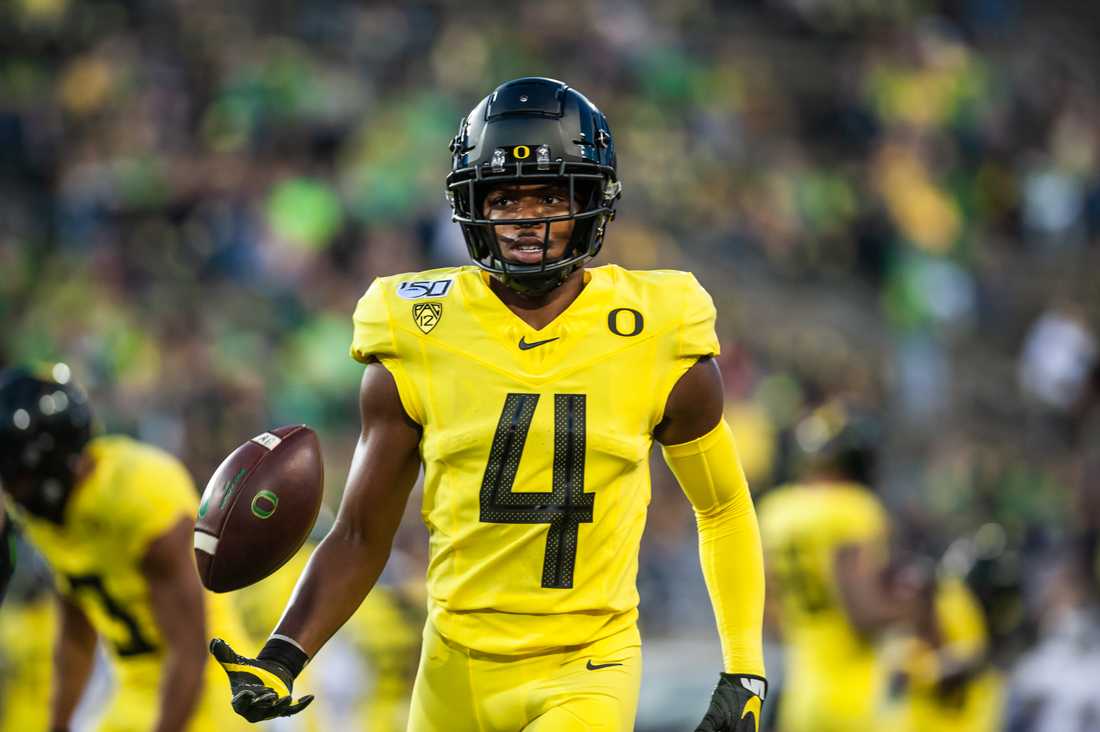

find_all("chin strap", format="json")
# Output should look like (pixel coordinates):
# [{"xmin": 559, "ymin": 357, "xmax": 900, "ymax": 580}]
[{"xmin": 494, "ymin": 264, "xmax": 578, "ymax": 297}]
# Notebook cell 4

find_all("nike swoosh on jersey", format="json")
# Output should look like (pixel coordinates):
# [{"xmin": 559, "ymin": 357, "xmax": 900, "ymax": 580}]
[
  {"xmin": 586, "ymin": 660, "xmax": 623, "ymax": 670},
  {"xmin": 518, "ymin": 336, "xmax": 560, "ymax": 350}
]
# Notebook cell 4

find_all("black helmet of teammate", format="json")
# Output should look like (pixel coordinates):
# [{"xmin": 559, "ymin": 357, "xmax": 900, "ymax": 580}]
[
  {"xmin": 446, "ymin": 77, "xmax": 622, "ymax": 295},
  {"xmin": 0, "ymin": 367, "xmax": 93, "ymax": 522}
]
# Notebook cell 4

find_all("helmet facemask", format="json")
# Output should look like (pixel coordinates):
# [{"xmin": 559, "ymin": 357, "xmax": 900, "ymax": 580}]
[
  {"xmin": 448, "ymin": 165, "xmax": 619, "ymax": 295},
  {"xmin": 446, "ymin": 77, "xmax": 622, "ymax": 296}
]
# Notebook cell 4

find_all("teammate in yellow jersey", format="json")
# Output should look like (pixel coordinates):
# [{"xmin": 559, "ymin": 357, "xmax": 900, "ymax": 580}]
[
  {"xmin": 210, "ymin": 77, "xmax": 767, "ymax": 732},
  {"xmin": 758, "ymin": 403, "xmax": 907, "ymax": 732},
  {"xmin": 0, "ymin": 368, "xmax": 249, "ymax": 732}
]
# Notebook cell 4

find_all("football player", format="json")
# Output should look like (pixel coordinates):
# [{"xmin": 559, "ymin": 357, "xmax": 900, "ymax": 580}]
[
  {"xmin": 757, "ymin": 402, "xmax": 902, "ymax": 732},
  {"xmin": 0, "ymin": 367, "xmax": 250, "ymax": 732},
  {"xmin": 211, "ymin": 77, "xmax": 766, "ymax": 732},
  {"xmin": 879, "ymin": 571, "xmax": 1002, "ymax": 732}
]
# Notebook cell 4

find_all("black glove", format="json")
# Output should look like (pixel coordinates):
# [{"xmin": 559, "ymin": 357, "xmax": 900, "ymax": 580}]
[
  {"xmin": 209, "ymin": 638, "xmax": 314, "ymax": 723},
  {"xmin": 695, "ymin": 673, "xmax": 767, "ymax": 732}
]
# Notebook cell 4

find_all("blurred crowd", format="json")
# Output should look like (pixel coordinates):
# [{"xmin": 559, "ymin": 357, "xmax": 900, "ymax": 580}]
[{"xmin": 3, "ymin": 0, "xmax": 1100, "ymax": 730}]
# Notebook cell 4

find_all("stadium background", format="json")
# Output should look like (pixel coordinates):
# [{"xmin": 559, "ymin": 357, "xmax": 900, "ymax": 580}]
[{"xmin": 3, "ymin": 0, "xmax": 1100, "ymax": 730}]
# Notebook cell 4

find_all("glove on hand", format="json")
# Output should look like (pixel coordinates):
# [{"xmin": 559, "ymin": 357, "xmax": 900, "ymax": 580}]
[
  {"xmin": 210, "ymin": 638, "xmax": 314, "ymax": 723},
  {"xmin": 695, "ymin": 673, "xmax": 767, "ymax": 732}
]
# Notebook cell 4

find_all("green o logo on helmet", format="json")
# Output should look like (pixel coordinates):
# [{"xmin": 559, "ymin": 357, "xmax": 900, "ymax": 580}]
[{"xmin": 250, "ymin": 490, "xmax": 279, "ymax": 519}]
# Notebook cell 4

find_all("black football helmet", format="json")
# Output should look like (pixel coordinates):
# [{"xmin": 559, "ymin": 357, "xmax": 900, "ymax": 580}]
[
  {"xmin": 0, "ymin": 367, "xmax": 93, "ymax": 522},
  {"xmin": 446, "ymin": 77, "xmax": 622, "ymax": 295}
]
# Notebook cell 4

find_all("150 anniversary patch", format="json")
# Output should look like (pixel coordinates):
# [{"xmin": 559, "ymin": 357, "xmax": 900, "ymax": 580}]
[{"xmin": 397, "ymin": 279, "xmax": 453, "ymax": 300}]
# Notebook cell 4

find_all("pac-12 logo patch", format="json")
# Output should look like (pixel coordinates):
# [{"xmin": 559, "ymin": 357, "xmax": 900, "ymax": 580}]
[
  {"xmin": 397, "ymin": 279, "xmax": 453, "ymax": 300},
  {"xmin": 413, "ymin": 302, "xmax": 442, "ymax": 334}
]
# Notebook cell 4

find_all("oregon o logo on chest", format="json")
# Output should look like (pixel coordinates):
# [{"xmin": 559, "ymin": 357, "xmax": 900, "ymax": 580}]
[
  {"xmin": 607, "ymin": 308, "xmax": 644, "ymax": 337},
  {"xmin": 513, "ymin": 145, "xmax": 530, "ymax": 159}
]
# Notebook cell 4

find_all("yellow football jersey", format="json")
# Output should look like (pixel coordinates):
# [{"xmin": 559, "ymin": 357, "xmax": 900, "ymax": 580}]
[
  {"xmin": 10, "ymin": 436, "xmax": 249, "ymax": 732},
  {"xmin": 757, "ymin": 482, "xmax": 890, "ymax": 732},
  {"xmin": 351, "ymin": 264, "xmax": 718, "ymax": 655}
]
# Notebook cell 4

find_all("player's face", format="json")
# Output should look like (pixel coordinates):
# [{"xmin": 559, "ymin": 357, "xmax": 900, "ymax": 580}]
[{"xmin": 482, "ymin": 183, "xmax": 576, "ymax": 265}]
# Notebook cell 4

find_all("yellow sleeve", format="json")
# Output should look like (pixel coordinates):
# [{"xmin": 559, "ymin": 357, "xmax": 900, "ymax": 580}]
[
  {"xmin": 350, "ymin": 278, "xmax": 397, "ymax": 364},
  {"xmin": 654, "ymin": 274, "xmax": 721, "ymax": 429},
  {"xmin": 662, "ymin": 419, "xmax": 765, "ymax": 676},
  {"xmin": 114, "ymin": 448, "xmax": 198, "ymax": 562},
  {"xmin": 677, "ymin": 273, "xmax": 720, "ymax": 361},
  {"xmin": 348, "ymin": 278, "xmax": 425, "ymax": 424}
]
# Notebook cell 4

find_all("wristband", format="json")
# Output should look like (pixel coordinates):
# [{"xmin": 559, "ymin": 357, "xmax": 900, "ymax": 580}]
[{"xmin": 257, "ymin": 636, "xmax": 309, "ymax": 680}]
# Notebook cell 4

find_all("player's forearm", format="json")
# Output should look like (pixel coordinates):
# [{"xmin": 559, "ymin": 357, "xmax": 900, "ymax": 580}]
[
  {"xmin": 663, "ymin": 419, "xmax": 765, "ymax": 676},
  {"xmin": 143, "ymin": 517, "xmax": 210, "ymax": 732},
  {"xmin": 274, "ymin": 374, "xmax": 422, "ymax": 659},
  {"xmin": 50, "ymin": 598, "xmax": 97, "ymax": 731},
  {"xmin": 695, "ymin": 499, "xmax": 767, "ymax": 675},
  {"xmin": 273, "ymin": 518, "xmax": 394, "ymax": 655},
  {"xmin": 152, "ymin": 645, "xmax": 207, "ymax": 732}
]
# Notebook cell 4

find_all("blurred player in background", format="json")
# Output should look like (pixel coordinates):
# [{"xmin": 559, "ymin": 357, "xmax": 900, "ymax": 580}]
[
  {"xmin": 209, "ymin": 76, "xmax": 766, "ymax": 732},
  {"xmin": 0, "ymin": 367, "xmax": 250, "ymax": 732},
  {"xmin": 879, "ymin": 567, "xmax": 1002, "ymax": 732},
  {"xmin": 340, "ymin": 563, "xmax": 425, "ymax": 732},
  {"xmin": 757, "ymin": 402, "xmax": 901, "ymax": 732}
]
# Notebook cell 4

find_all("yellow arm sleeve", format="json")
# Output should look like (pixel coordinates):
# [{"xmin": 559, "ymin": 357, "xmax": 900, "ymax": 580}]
[
  {"xmin": 661, "ymin": 419, "xmax": 765, "ymax": 676},
  {"xmin": 349, "ymin": 277, "xmax": 424, "ymax": 424}
]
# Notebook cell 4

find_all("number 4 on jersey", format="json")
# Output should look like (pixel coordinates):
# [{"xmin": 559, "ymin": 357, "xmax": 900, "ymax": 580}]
[{"xmin": 479, "ymin": 393, "xmax": 592, "ymax": 589}]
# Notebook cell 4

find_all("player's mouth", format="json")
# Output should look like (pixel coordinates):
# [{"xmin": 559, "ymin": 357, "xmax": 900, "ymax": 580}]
[{"xmin": 501, "ymin": 235, "xmax": 551, "ymax": 264}]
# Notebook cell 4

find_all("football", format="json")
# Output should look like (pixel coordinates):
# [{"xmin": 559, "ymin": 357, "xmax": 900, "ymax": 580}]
[{"xmin": 194, "ymin": 425, "xmax": 324, "ymax": 592}]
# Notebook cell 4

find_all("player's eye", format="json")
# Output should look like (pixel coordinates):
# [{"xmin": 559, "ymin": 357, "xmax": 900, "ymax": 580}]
[{"xmin": 489, "ymin": 195, "xmax": 514, "ymax": 208}]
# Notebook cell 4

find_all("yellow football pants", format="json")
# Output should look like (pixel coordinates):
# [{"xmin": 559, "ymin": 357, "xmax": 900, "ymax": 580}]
[{"xmin": 408, "ymin": 621, "xmax": 642, "ymax": 732}]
